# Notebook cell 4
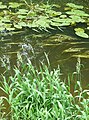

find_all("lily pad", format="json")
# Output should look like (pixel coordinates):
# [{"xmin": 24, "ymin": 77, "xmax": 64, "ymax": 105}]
[
  {"xmin": 74, "ymin": 28, "xmax": 84, "ymax": 32},
  {"xmin": 66, "ymin": 3, "xmax": 83, "ymax": 9},
  {"xmin": 14, "ymin": 24, "xmax": 22, "ymax": 29},
  {"xmin": 4, "ymin": 23, "xmax": 12, "ymax": 28},
  {"xmin": 6, "ymin": 27, "xmax": 15, "ymax": 31},
  {"xmin": 18, "ymin": 22, "xmax": 27, "ymax": 27},
  {"xmin": 69, "ymin": 15, "xmax": 85, "ymax": 23},
  {"xmin": 35, "ymin": 16, "xmax": 51, "ymax": 28},
  {"xmin": 75, "ymin": 31, "xmax": 89, "ymax": 38},
  {"xmin": 52, "ymin": 18, "xmax": 72, "ymax": 23},
  {"xmin": 66, "ymin": 9, "xmax": 89, "ymax": 17},
  {"xmin": 59, "ymin": 22, "xmax": 70, "ymax": 26},
  {"xmin": 0, "ymin": 5, "xmax": 7, "ymax": 9},
  {"xmin": 60, "ymin": 15, "xmax": 67, "ymax": 18},
  {"xmin": 52, "ymin": 4, "xmax": 61, "ymax": 9},
  {"xmin": 51, "ymin": 21, "xmax": 70, "ymax": 27},
  {"xmin": 9, "ymin": 2, "xmax": 23, "ymax": 8},
  {"xmin": 16, "ymin": 9, "xmax": 28, "ymax": 15},
  {"xmin": 27, "ymin": 11, "xmax": 37, "ymax": 17},
  {"xmin": 17, "ymin": 15, "xmax": 26, "ymax": 19},
  {"xmin": 1, "ymin": 17, "xmax": 11, "ymax": 23},
  {"xmin": 74, "ymin": 28, "xmax": 89, "ymax": 38},
  {"xmin": 46, "ymin": 10, "xmax": 62, "ymax": 17}
]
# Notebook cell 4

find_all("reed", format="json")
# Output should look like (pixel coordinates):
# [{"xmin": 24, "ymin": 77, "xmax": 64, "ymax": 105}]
[{"xmin": 0, "ymin": 58, "xmax": 89, "ymax": 120}]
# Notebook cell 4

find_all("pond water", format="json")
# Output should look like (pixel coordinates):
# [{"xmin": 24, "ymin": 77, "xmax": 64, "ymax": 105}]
[
  {"xmin": 0, "ymin": 0, "xmax": 88, "ymax": 82},
  {"xmin": 0, "ymin": 0, "xmax": 89, "ymax": 117}
]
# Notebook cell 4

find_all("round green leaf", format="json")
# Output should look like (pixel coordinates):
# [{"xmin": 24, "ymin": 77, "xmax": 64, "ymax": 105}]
[
  {"xmin": 9, "ymin": 2, "xmax": 23, "ymax": 8},
  {"xmin": 16, "ymin": 9, "xmax": 28, "ymax": 15},
  {"xmin": 66, "ymin": 3, "xmax": 83, "ymax": 9},
  {"xmin": 18, "ymin": 22, "xmax": 27, "ymax": 27},
  {"xmin": 66, "ymin": 9, "xmax": 89, "ymax": 17},
  {"xmin": 74, "ymin": 28, "xmax": 84, "ymax": 32},
  {"xmin": 60, "ymin": 15, "xmax": 67, "ymax": 18},
  {"xmin": 0, "ymin": 5, "xmax": 7, "ymax": 9},
  {"xmin": 6, "ymin": 27, "xmax": 15, "ymax": 31},
  {"xmin": 17, "ymin": 15, "xmax": 26, "ymax": 19},
  {"xmin": 75, "ymin": 31, "xmax": 89, "ymax": 38},
  {"xmin": 14, "ymin": 24, "xmax": 22, "ymax": 29}
]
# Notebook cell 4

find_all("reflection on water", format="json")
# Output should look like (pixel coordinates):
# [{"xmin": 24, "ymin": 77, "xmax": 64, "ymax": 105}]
[{"xmin": 0, "ymin": 30, "xmax": 89, "ymax": 87}]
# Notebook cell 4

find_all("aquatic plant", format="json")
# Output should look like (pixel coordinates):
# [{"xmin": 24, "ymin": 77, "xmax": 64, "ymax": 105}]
[
  {"xmin": 0, "ymin": 55, "xmax": 89, "ymax": 120},
  {"xmin": 0, "ymin": 1, "xmax": 89, "ymax": 38}
]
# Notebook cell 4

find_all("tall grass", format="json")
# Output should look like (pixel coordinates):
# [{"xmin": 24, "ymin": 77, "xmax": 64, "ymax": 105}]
[{"xmin": 0, "ymin": 57, "xmax": 89, "ymax": 120}]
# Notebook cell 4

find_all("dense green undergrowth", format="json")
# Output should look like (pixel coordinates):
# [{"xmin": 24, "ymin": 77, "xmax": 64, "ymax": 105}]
[{"xmin": 0, "ymin": 57, "xmax": 89, "ymax": 120}]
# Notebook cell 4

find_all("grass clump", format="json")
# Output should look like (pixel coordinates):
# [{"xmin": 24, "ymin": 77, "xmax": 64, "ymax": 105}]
[{"xmin": 0, "ymin": 59, "xmax": 89, "ymax": 120}]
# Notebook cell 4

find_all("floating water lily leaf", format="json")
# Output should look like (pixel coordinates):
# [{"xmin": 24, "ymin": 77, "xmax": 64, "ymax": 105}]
[
  {"xmin": 64, "ymin": 7, "xmax": 71, "ymax": 11},
  {"xmin": 17, "ymin": 15, "xmax": 26, "ymax": 19},
  {"xmin": 3, "ymin": 23, "xmax": 15, "ymax": 31},
  {"xmin": 60, "ymin": 15, "xmax": 67, "ymax": 18},
  {"xmin": 74, "ymin": 28, "xmax": 89, "ymax": 38},
  {"xmin": 18, "ymin": 9, "xmax": 28, "ymax": 13},
  {"xmin": 0, "ymin": 2, "xmax": 7, "ymax": 9},
  {"xmin": 0, "ymin": 1, "xmax": 88, "ymax": 37},
  {"xmin": 69, "ymin": 15, "xmax": 85, "ymax": 23},
  {"xmin": 59, "ymin": 22, "xmax": 70, "ymax": 26},
  {"xmin": 52, "ymin": 18, "xmax": 72, "ymax": 23},
  {"xmin": 16, "ymin": 9, "xmax": 28, "ymax": 15},
  {"xmin": 52, "ymin": 4, "xmax": 61, "ymax": 8},
  {"xmin": 46, "ymin": 10, "xmax": 62, "ymax": 17},
  {"xmin": 66, "ymin": 3, "xmax": 83, "ymax": 9},
  {"xmin": 14, "ymin": 24, "xmax": 22, "ymax": 29},
  {"xmin": 4, "ymin": 23, "xmax": 12, "ymax": 28},
  {"xmin": 75, "ymin": 31, "xmax": 89, "ymax": 38},
  {"xmin": 52, "ymin": 21, "xmax": 70, "ymax": 27},
  {"xmin": 35, "ymin": 16, "xmax": 51, "ymax": 28},
  {"xmin": 9, "ymin": 2, "xmax": 23, "ymax": 8},
  {"xmin": 6, "ymin": 27, "xmax": 15, "ymax": 31},
  {"xmin": 27, "ymin": 11, "xmax": 37, "ymax": 17},
  {"xmin": 27, "ymin": 21, "xmax": 39, "ymax": 28},
  {"xmin": 66, "ymin": 9, "xmax": 89, "ymax": 17},
  {"xmin": 52, "ymin": 18, "xmax": 61, "ymax": 22},
  {"xmin": 1, "ymin": 17, "xmax": 11, "ymax": 23},
  {"xmin": 18, "ymin": 22, "xmax": 27, "ymax": 27},
  {"xmin": 74, "ymin": 28, "xmax": 84, "ymax": 32},
  {"xmin": 41, "ymin": 4, "xmax": 52, "ymax": 9},
  {"xmin": 0, "ymin": 5, "xmax": 7, "ymax": 9}
]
